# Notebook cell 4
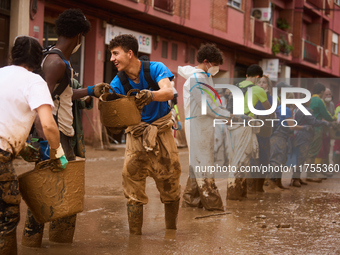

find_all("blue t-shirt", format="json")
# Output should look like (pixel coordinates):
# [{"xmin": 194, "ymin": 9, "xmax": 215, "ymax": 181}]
[{"xmin": 110, "ymin": 61, "xmax": 174, "ymax": 124}]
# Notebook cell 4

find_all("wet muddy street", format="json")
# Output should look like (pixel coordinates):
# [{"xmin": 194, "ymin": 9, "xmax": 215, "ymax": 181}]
[{"xmin": 13, "ymin": 146, "xmax": 340, "ymax": 254}]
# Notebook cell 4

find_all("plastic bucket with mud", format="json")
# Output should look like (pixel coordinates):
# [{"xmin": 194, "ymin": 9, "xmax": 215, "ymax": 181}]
[
  {"xmin": 98, "ymin": 89, "xmax": 141, "ymax": 128},
  {"xmin": 18, "ymin": 158, "xmax": 85, "ymax": 224}
]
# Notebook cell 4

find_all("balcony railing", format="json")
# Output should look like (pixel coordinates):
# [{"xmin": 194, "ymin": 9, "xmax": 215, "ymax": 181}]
[
  {"xmin": 301, "ymin": 39, "xmax": 330, "ymax": 68},
  {"xmin": 250, "ymin": 17, "xmax": 272, "ymax": 48},
  {"xmin": 271, "ymin": 27, "xmax": 293, "ymax": 55},
  {"xmin": 254, "ymin": 19, "xmax": 266, "ymax": 45},
  {"xmin": 273, "ymin": 27, "xmax": 289, "ymax": 42},
  {"xmin": 302, "ymin": 39, "xmax": 320, "ymax": 64},
  {"xmin": 306, "ymin": 0, "xmax": 323, "ymax": 9}
]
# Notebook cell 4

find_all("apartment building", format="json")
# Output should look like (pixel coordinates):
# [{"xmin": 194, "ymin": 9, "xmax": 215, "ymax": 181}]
[{"xmin": 1, "ymin": 0, "xmax": 339, "ymax": 145}]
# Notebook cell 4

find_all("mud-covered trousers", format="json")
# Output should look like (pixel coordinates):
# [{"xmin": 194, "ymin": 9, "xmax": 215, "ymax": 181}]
[
  {"xmin": 123, "ymin": 117, "xmax": 181, "ymax": 206},
  {"xmin": 269, "ymin": 134, "xmax": 289, "ymax": 180},
  {"xmin": 23, "ymin": 132, "xmax": 76, "ymax": 244},
  {"xmin": 0, "ymin": 149, "xmax": 20, "ymax": 255}
]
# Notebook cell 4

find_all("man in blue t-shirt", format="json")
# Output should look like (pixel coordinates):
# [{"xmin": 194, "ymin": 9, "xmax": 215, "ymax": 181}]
[{"xmin": 107, "ymin": 34, "xmax": 181, "ymax": 235}]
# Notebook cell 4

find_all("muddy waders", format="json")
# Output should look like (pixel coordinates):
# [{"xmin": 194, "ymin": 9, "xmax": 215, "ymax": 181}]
[
  {"xmin": 127, "ymin": 204, "xmax": 143, "ymax": 235},
  {"xmin": 164, "ymin": 200, "xmax": 180, "ymax": 229}
]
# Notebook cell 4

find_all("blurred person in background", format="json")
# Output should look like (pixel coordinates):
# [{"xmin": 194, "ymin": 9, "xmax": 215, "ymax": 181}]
[
  {"xmin": 248, "ymin": 75, "xmax": 273, "ymax": 193},
  {"xmin": 314, "ymin": 88, "xmax": 334, "ymax": 171},
  {"xmin": 305, "ymin": 83, "xmax": 335, "ymax": 182}
]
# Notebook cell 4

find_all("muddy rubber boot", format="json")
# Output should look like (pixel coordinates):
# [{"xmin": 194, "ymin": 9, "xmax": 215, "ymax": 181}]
[
  {"xmin": 164, "ymin": 200, "xmax": 180, "ymax": 230},
  {"xmin": 267, "ymin": 179, "xmax": 281, "ymax": 191},
  {"xmin": 0, "ymin": 230, "xmax": 17, "ymax": 255},
  {"xmin": 182, "ymin": 176, "xmax": 202, "ymax": 208},
  {"xmin": 275, "ymin": 178, "xmax": 289, "ymax": 189},
  {"xmin": 21, "ymin": 208, "xmax": 44, "ymax": 247},
  {"xmin": 290, "ymin": 178, "xmax": 301, "ymax": 188},
  {"xmin": 49, "ymin": 214, "xmax": 76, "ymax": 243},
  {"xmin": 227, "ymin": 178, "xmax": 247, "ymax": 200},
  {"xmin": 247, "ymin": 178, "xmax": 257, "ymax": 194},
  {"xmin": 299, "ymin": 178, "xmax": 308, "ymax": 185},
  {"xmin": 306, "ymin": 178, "xmax": 323, "ymax": 183},
  {"xmin": 127, "ymin": 204, "xmax": 143, "ymax": 235},
  {"xmin": 256, "ymin": 178, "xmax": 265, "ymax": 192}
]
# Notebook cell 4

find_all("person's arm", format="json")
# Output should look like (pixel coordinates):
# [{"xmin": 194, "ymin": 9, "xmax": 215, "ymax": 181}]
[
  {"xmin": 255, "ymin": 87, "xmax": 271, "ymax": 110},
  {"xmin": 72, "ymin": 79, "xmax": 93, "ymax": 110},
  {"xmin": 285, "ymin": 119, "xmax": 304, "ymax": 131},
  {"xmin": 261, "ymin": 100, "xmax": 271, "ymax": 110},
  {"xmin": 36, "ymin": 104, "xmax": 60, "ymax": 150},
  {"xmin": 152, "ymin": 78, "xmax": 174, "ymax": 101},
  {"xmin": 72, "ymin": 87, "xmax": 89, "ymax": 100}
]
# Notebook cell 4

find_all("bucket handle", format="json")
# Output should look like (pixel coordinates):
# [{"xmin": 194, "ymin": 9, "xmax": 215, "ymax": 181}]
[
  {"xmin": 127, "ymin": 89, "xmax": 140, "ymax": 97},
  {"xmin": 102, "ymin": 87, "xmax": 140, "ymax": 98}
]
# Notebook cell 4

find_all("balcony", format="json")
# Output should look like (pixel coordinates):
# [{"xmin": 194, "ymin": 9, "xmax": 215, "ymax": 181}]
[
  {"xmin": 272, "ymin": 27, "xmax": 293, "ymax": 55},
  {"xmin": 301, "ymin": 39, "xmax": 330, "ymax": 68},
  {"xmin": 250, "ymin": 17, "xmax": 272, "ymax": 49},
  {"xmin": 305, "ymin": 0, "xmax": 323, "ymax": 9},
  {"xmin": 303, "ymin": 40, "xmax": 319, "ymax": 63}
]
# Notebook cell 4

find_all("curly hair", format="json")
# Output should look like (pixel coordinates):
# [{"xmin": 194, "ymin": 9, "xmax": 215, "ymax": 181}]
[
  {"xmin": 55, "ymin": 9, "xmax": 91, "ymax": 38},
  {"xmin": 108, "ymin": 34, "xmax": 139, "ymax": 57},
  {"xmin": 11, "ymin": 36, "xmax": 43, "ymax": 70},
  {"xmin": 196, "ymin": 44, "xmax": 223, "ymax": 65}
]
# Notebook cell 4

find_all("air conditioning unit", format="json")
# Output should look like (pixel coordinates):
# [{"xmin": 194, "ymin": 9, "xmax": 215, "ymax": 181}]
[{"xmin": 251, "ymin": 8, "xmax": 272, "ymax": 22}]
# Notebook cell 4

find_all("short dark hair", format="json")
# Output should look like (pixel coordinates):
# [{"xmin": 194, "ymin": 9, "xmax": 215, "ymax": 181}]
[
  {"xmin": 108, "ymin": 34, "xmax": 139, "ymax": 57},
  {"xmin": 196, "ymin": 44, "xmax": 223, "ymax": 65},
  {"xmin": 11, "ymin": 36, "xmax": 43, "ymax": 70},
  {"xmin": 313, "ymin": 83, "xmax": 326, "ymax": 94},
  {"xmin": 246, "ymin": 64, "xmax": 263, "ymax": 77},
  {"xmin": 55, "ymin": 9, "xmax": 91, "ymax": 38}
]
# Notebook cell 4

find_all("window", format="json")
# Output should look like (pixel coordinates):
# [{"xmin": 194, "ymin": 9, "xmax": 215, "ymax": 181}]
[
  {"xmin": 162, "ymin": 41, "xmax": 168, "ymax": 58},
  {"xmin": 332, "ymin": 33, "xmax": 338, "ymax": 55},
  {"xmin": 335, "ymin": 0, "xmax": 340, "ymax": 6},
  {"xmin": 189, "ymin": 48, "xmax": 195, "ymax": 64},
  {"xmin": 154, "ymin": 0, "xmax": 174, "ymax": 13},
  {"xmin": 171, "ymin": 43, "xmax": 177, "ymax": 60},
  {"xmin": 0, "ymin": 0, "xmax": 10, "ymax": 11},
  {"xmin": 228, "ymin": 0, "xmax": 242, "ymax": 9}
]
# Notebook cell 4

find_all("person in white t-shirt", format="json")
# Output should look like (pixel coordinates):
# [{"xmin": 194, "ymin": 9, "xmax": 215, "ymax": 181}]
[{"xmin": 0, "ymin": 36, "xmax": 67, "ymax": 255}]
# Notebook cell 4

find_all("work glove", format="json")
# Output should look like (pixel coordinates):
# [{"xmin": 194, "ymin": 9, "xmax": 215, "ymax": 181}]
[
  {"xmin": 88, "ymin": 83, "xmax": 111, "ymax": 98},
  {"xmin": 19, "ymin": 143, "xmax": 40, "ymax": 162},
  {"xmin": 302, "ymin": 125, "xmax": 313, "ymax": 132},
  {"xmin": 135, "ymin": 90, "xmax": 154, "ymax": 109},
  {"xmin": 49, "ymin": 143, "xmax": 68, "ymax": 171},
  {"xmin": 177, "ymin": 121, "xmax": 182, "ymax": 131}
]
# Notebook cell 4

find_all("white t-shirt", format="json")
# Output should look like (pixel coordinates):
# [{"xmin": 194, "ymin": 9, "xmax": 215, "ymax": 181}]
[{"xmin": 0, "ymin": 65, "xmax": 54, "ymax": 156}]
